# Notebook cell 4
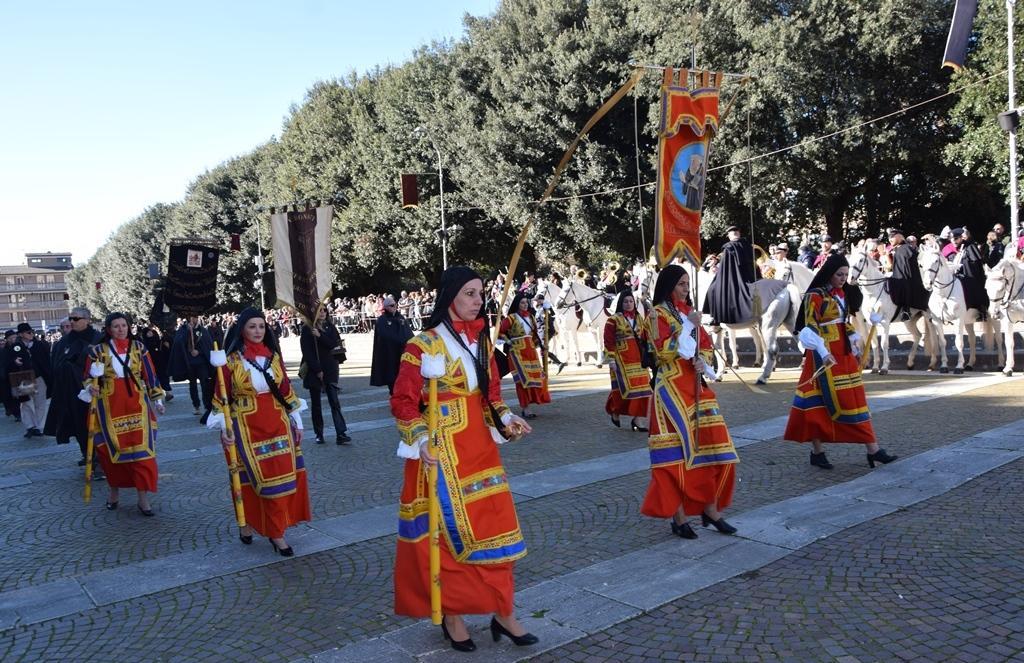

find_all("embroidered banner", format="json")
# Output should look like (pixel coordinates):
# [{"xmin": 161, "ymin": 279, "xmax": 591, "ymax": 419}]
[
  {"xmin": 163, "ymin": 242, "xmax": 220, "ymax": 316},
  {"xmin": 654, "ymin": 73, "xmax": 720, "ymax": 268},
  {"xmin": 270, "ymin": 206, "xmax": 333, "ymax": 326}
]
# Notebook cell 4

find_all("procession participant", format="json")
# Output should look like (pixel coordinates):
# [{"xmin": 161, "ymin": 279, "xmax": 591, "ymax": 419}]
[
  {"xmin": 370, "ymin": 296, "xmax": 413, "ymax": 395},
  {"xmin": 299, "ymin": 307, "xmax": 351, "ymax": 445},
  {"xmin": 641, "ymin": 265, "xmax": 739, "ymax": 539},
  {"xmin": 887, "ymin": 228, "xmax": 930, "ymax": 320},
  {"xmin": 498, "ymin": 292, "xmax": 551, "ymax": 418},
  {"xmin": 208, "ymin": 307, "xmax": 309, "ymax": 555},
  {"xmin": 390, "ymin": 266, "xmax": 537, "ymax": 652},
  {"xmin": 85, "ymin": 313, "xmax": 165, "ymax": 514},
  {"xmin": 603, "ymin": 290, "xmax": 651, "ymax": 431},
  {"xmin": 703, "ymin": 225, "xmax": 756, "ymax": 325},
  {"xmin": 784, "ymin": 254, "xmax": 897, "ymax": 469},
  {"xmin": 0, "ymin": 329, "xmax": 19, "ymax": 421},
  {"xmin": 532, "ymin": 292, "xmax": 565, "ymax": 375},
  {"xmin": 6, "ymin": 323, "xmax": 52, "ymax": 438},
  {"xmin": 812, "ymin": 234, "xmax": 835, "ymax": 268},
  {"xmin": 951, "ymin": 228, "xmax": 989, "ymax": 316},
  {"xmin": 44, "ymin": 307, "xmax": 103, "ymax": 471},
  {"xmin": 169, "ymin": 315, "xmax": 214, "ymax": 419}
]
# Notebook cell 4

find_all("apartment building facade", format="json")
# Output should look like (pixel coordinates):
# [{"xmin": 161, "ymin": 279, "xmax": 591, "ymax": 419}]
[{"xmin": 0, "ymin": 252, "xmax": 73, "ymax": 330}]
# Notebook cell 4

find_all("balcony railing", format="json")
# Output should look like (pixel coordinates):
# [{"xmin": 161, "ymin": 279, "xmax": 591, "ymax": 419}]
[{"xmin": 0, "ymin": 282, "xmax": 66, "ymax": 293}]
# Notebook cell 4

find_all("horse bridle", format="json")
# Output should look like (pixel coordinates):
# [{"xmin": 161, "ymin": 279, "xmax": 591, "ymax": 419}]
[
  {"xmin": 992, "ymin": 265, "xmax": 1023, "ymax": 308},
  {"xmin": 557, "ymin": 281, "xmax": 611, "ymax": 310},
  {"xmin": 922, "ymin": 256, "xmax": 955, "ymax": 299},
  {"xmin": 848, "ymin": 252, "xmax": 886, "ymax": 288}
]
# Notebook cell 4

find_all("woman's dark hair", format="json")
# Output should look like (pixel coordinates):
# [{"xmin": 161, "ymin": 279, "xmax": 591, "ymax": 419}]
[
  {"xmin": 652, "ymin": 265, "xmax": 690, "ymax": 307},
  {"xmin": 795, "ymin": 253, "xmax": 863, "ymax": 332},
  {"xmin": 225, "ymin": 307, "xmax": 281, "ymax": 357},
  {"xmin": 614, "ymin": 289, "xmax": 637, "ymax": 314},
  {"xmin": 98, "ymin": 312, "xmax": 135, "ymax": 344}
]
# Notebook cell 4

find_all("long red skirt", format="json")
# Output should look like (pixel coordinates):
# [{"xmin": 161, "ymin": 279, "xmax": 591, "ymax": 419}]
[
  {"xmin": 605, "ymin": 391, "xmax": 649, "ymax": 417},
  {"xmin": 641, "ymin": 462, "xmax": 735, "ymax": 518},
  {"xmin": 514, "ymin": 383, "xmax": 550, "ymax": 408},
  {"xmin": 224, "ymin": 449, "xmax": 311, "ymax": 539},
  {"xmin": 96, "ymin": 445, "xmax": 158, "ymax": 492},
  {"xmin": 784, "ymin": 349, "xmax": 876, "ymax": 444}
]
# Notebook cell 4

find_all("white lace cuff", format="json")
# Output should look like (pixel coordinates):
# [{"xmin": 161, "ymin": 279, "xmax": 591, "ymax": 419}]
[
  {"xmin": 677, "ymin": 333, "xmax": 697, "ymax": 360},
  {"xmin": 77, "ymin": 388, "xmax": 92, "ymax": 403},
  {"xmin": 797, "ymin": 327, "xmax": 828, "ymax": 359},
  {"xmin": 206, "ymin": 411, "xmax": 226, "ymax": 431},
  {"xmin": 396, "ymin": 435, "xmax": 427, "ymax": 459}
]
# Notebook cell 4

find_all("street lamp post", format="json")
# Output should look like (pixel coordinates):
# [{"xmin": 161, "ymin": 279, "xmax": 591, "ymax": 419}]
[
  {"xmin": 255, "ymin": 217, "xmax": 267, "ymax": 310},
  {"xmin": 413, "ymin": 127, "xmax": 448, "ymax": 271},
  {"xmin": 1007, "ymin": 0, "xmax": 1020, "ymax": 243}
]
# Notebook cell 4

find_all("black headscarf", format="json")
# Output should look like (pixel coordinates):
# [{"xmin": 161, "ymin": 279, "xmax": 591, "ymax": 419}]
[
  {"xmin": 652, "ymin": 265, "xmax": 690, "ymax": 307},
  {"xmin": 507, "ymin": 292, "xmax": 530, "ymax": 320},
  {"xmin": 426, "ymin": 266, "xmax": 500, "ymax": 405},
  {"xmin": 795, "ymin": 253, "xmax": 863, "ymax": 332},
  {"xmin": 426, "ymin": 266, "xmax": 485, "ymax": 330},
  {"xmin": 614, "ymin": 289, "xmax": 637, "ymax": 314},
  {"xmin": 226, "ymin": 307, "xmax": 281, "ymax": 357}
]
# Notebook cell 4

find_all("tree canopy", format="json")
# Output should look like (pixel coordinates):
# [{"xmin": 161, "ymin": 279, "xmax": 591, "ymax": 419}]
[{"xmin": 69, "ymin": 0, "xmax": 1018, "ymax": 317}]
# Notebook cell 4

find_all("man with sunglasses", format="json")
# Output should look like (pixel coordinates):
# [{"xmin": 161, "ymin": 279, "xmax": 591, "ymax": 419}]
[
  {"xmin": 370, "ymin": 295, "xmax": 413, "ymax": 395},
  {"xmin": 43, "ymin": 307, "xmax": 103, "ymax": 474}
]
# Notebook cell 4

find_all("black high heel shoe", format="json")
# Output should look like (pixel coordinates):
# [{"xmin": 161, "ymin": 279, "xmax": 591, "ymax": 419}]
[
  {"xmin": 810, "ymin": 451, "xmax": 834, "ymax": 470},
  {"xmin": 137, "ymin": 504, "xmax": 155, "ymax": 517},
  {"xmin": 867, "ymin": 448, "xmax": 898, "ymax": 468},
  {"xmin": 239, "ymin": 529, "xmax": 253, "ymax": 545},
  {"xmin": 104, "ymin": 501, "xmax": 118, "ymax": 511},
  {"xmin": 270, "ymin": 539, "xmax": 294, "ymax": 557},
  {"xmin": 670, "ymin": 519, "xmax": 698, "ymax": 539},
  {"xmin": 701, "ymin": 512, "xmax": 737, "ymax": 535},
  {"xmin": 610, "ymin": 415, "xmax": 621, "ymax": 428},
  {"xmin": 631, "ymin": 418, "xmax": 648, "ymax": 432},
  {"xmin": 490, "ymin": 616, "xmax": 539, "ymax": 646},
  {"xmin": 441, "ymin": 618, "xmax": 477, "ymax": 652}
]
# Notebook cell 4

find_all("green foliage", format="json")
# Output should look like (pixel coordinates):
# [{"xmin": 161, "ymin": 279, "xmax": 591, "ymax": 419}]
[{"xmin": 74, "ymin": 0, "xmax": 1010, "ymax": 315}]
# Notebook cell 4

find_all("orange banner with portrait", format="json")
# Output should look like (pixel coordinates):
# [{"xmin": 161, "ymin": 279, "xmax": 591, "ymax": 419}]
[{"xmin": 654, "ymin": 80, "xmax": 720, "ymax": 268}]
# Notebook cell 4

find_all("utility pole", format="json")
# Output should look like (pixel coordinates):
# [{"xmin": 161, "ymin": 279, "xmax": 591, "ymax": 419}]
[{"xmin": 1008, "ymin": 0, "xmax": 1020, "ymax": 243}]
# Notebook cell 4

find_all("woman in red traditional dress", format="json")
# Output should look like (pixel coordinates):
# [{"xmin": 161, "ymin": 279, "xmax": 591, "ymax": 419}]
[
  {"xmin": 86, "ymin": 312, "xmax": 165, "ymax": 516},
  {"xmin": 603, "ymin": 290, "xmax": 651, "ymax": 431},
  {"xmin": 641, "ymin": 265, "xmax": 739, "ymax": 539},
  {"xmin": 497, "ymin": 292, "xmax": 550, "ymax": 418},
  {"xmin": 391, "ymin": 266, "xmax": 538, "ymax": 653},
  {"xmin": 211, "ymin": 308, "xmax": 310, "ymax": 556},
  {"xmin": 784, "ymin": 253, "xmax": 897, "ymax": 469}
]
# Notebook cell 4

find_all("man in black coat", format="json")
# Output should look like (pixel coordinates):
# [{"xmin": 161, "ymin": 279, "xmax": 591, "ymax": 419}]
[
  {"xmin": 370, "ymin": 296, "xmax": 413, "ymax": 394},
  {"xmin": 703, "ymin": 225, "xmax": 756, "ymax": 325},
  {"xmin": 6, "ymin": 322, "xmax": 53, "ymax": 437},
  {"xmin": 300, "ymin": 308, "xmax": 350, "ymax": 445},
  {"xmin": 887, "ymin": 229, "xmax": 930, "ymax": 318},
  {"xmin": 43, "ymin": 307, "xmax": 102, "ymax": 469},
  {"xmin": 0, "ymin": 329, "xmax": 20, "ymax": 421},
  {"xmin": 951, "ymin": 228, "xmax": 989, "ymax": 315},
  {"xmin": 168, "ymin": 316, "xmax": 214, "ymax": 420}
]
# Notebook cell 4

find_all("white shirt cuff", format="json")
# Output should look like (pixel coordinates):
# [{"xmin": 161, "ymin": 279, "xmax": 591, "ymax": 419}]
[
  {"xmin": 289, "ymin": 412, "xmax": 304, "ymax": 430},
  {"xmin": 396, "ymin": 435, "xmax": 427, "ymax": 459},
  {"xmin": 797, "ymin": 327, "xmax": 828, "ymax": 359},
  {"xmin": 206, "ymin": 411, "xmax": 226, "ymax": 432}
]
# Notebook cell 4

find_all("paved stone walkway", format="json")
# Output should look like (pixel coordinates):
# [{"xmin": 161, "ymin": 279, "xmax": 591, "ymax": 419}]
[{"xmin": 0, "ymin": 334, "xmax": 1020, "ymax": 662}]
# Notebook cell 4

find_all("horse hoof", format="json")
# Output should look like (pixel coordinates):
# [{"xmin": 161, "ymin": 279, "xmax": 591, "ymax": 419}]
[
  {"xmin": 731, "ymin": 364, "xmax": 740, "ymax": 371},
  {"xmin": 879, "ymin": 369, "xmax": 888, "ymax": 375},
  {"xmin": 871, "ymin": 368, "xmax": 879, "ymax": 374},
  {"xmin": 906, "ymin": 363, "xmax": 914, "ymax": 371},
  {"xmin": 755, "ymin": 378, "xmax": 766, "ymax": 385},
  {"xmin": 964, "ymin": 365, "xmax": 974, "ymax": 372},
  {"xmin": 940, "ymin": 367, "xmax": 949, "ymax": 374},
  {"xmin": 1004, "ymin": 370, "xmax": 1014, "ymax": 377},
  {"xmin": 953, "ymin": 368, "xmax": 963, "ymax": 375}
]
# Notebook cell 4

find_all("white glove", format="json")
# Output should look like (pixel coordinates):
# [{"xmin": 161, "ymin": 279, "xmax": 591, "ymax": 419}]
[
  {"xmin": 869, "ymin": 312, "xmax": 883, "ymax": 326},
  {"xmin": 89, "ymin": 363, "xmax": 105, "ymax": 378},
  {"xmin": 77, "ymin": 388, "xmax": 93, "ymax": 403},
  {"xmin": 209, "ymin": 349, "xmax": 227, "ymax": 367},
  {"xmin": 205, "ymin": 411, "xmax": 226, "ymax": 431}
]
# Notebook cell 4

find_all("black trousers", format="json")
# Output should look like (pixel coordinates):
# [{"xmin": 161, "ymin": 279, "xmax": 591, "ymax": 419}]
[
  {"xmin": 187, "ymin": 370, "xmax": 214, "ymax": 411},
  {"xmin": 309, "ymin": 381, "xmax": 347, "ymax": 438}
]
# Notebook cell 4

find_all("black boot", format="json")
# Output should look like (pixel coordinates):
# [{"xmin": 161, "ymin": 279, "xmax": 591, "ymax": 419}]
[
  {"xmin": 867, "ymin": 448, "xmax": 898, "ymax": 468},
  {"xmin": 810, "ymin": 451, "xmax": 833, "ymax": 470}
]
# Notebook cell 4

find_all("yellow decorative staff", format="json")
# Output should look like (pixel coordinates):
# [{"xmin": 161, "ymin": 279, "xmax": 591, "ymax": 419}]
[
  {"xmin": 79, "ymin": 359, "xmax": 106, "ymax": 503},
  {"xmin": 210, "ymin": 342, "xmax": 246, "ymax": 529},
  {"xmin": 419, "ymin": 351, "xmax": 447, "ymax": 626}
]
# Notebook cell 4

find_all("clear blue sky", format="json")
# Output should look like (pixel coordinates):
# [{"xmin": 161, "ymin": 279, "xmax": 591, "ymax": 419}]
[{"xmin": 0, "ymin": 1, "xmax": 498, "ymax": 266}]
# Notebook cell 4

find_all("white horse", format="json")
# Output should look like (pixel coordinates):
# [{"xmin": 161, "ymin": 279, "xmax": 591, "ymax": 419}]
[
  {"xmin": 847, "ymin": 249, "xmax": 944, "ymax": 374},
  {"xmin": 985, "ymin": 258, "xmax": 1024, "ymax": 376},
  {"xmin": 555, "ymin": 280, "xmax": 610, "ymax": 366},
  {"xmin": 538, "ymin": 280, "xmax": 587, "ymax": 366},
  {"xmin": 634, "ymin": 261, "xmax": 800, "ymax": 384},
  {"xmin": 918, "ymin": 248, "xmax": 1001, "ymax": 373},
  {"xmin": 773, "ymin": 259, "xmax": 815, "ymax": 292}
]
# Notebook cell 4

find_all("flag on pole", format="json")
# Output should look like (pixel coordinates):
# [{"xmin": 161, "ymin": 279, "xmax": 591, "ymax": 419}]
[
  {"xmin": 653, "ymin": 70, "xmax": 720, "ymax": 268},
  {"xmin": 163, "ymin": 241, "xmax": 220, "ymax": 316},
  {"xmin": 942, "ymin": 0, "xmax": 979, "ymax": 70},
  {"xmin": 270, "ymin": 206, "xmax": 333, "ymax": 326}
]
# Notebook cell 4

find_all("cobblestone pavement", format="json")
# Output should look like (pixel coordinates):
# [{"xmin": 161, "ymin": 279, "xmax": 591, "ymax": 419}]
[
  {"xmin": 534, "ymin": 458, "xmax": 1024, "ymax": 663},
  {"xmin": 0, "ymin": 334, "xmax": 1020, "ymax": 662}
]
